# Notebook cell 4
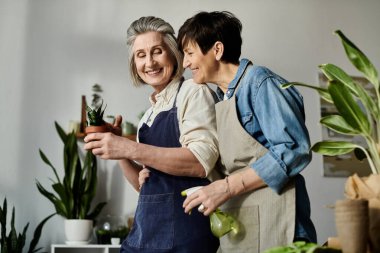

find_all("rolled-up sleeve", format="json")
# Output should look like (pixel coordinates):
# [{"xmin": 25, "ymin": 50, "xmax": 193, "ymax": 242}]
[
  {"xmin": 178, "ymin": 80, "xmax": 219, "ymax": 176},
  {"xmin": 251, "ymin": 77, "xmax": 311, "ymax": 194}
]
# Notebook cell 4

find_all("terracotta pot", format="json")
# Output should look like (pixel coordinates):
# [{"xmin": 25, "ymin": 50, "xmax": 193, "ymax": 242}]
[{"xmin": 85, "ymin": 125, "xmax": 109, "ymax": 134}]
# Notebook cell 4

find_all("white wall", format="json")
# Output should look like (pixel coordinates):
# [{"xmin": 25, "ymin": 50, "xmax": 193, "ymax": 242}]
[{"xmin": 1, "ymin": 0, "xmax": 379, "ymax": 250}]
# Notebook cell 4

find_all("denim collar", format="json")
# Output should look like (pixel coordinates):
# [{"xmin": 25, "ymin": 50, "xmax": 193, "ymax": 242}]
[{"xmin": 216, "ymin": 58, "xmax": 251, "ymax": 100}]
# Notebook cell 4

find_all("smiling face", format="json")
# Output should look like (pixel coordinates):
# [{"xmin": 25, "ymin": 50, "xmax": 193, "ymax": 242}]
[
  {"xmin": 132, "ymin": 31, "xmax": 175, "ymax": 92},
  {"xmin": 182, "ymin": 41, "xmax": 218, "ymax": 84}
]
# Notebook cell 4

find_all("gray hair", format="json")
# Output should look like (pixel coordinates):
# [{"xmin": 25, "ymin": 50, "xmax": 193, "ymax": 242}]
[{"xmin": 126, "ymin": 16, "xmax": 184, "ymax": 86}]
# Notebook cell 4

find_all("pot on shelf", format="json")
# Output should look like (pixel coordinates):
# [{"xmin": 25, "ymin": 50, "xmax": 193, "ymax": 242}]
[{"xmin": 64, "ymin": 219, "xmax": 93, "ymax": 244}]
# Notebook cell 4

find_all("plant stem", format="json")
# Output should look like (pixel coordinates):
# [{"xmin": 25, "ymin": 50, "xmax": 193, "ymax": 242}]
[{"xmin": 365, "ymin": 136, "xmax": 380, "ymax": 174}]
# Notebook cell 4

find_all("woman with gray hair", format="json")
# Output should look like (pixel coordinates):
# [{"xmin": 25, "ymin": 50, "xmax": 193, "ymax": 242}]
[{"xmin": 84, "ymin": 16, "xmax": 220, "ymax": 252}]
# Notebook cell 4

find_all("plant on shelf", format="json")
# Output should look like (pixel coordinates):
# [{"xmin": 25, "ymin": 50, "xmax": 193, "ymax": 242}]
[
  {"xmin": 94, "ymin": 215, "xmax": 129, "ymax": 244},
  {"xmin": 282, "ymin": 30, "xmax": 380, "ymax": 252},
  {"xmin": 95, "ymin": 225, "xmax": 129, "ymax": 245},
  {"xmin": 0, "ymin": 198, "xmax": 54, "ymax": 253},
  {"xmin": 91, "ymin": 83, "xmax": 103, "ymax": 109},
  {"xmin": 36, "ymin": 121, "xmax": 107, "ymax": 242}
]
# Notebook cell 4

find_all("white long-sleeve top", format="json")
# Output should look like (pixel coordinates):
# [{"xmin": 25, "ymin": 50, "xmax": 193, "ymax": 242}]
[{"xmin": 138, "ymin": 78, "xmax": 219, "ymax": 176}]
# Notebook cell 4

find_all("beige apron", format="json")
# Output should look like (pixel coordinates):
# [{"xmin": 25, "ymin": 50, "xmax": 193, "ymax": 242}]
[{"xmin": 215, "ymin": 66, "xmax": 295, "ymax": 252}]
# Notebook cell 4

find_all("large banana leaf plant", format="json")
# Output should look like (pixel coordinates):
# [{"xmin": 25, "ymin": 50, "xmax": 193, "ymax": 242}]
[
  {"xmin": 282, "ymin": 30, "xmax": 380, "ymax": 174},
  {"xmin": 36, "ymin": 122, "xmax": 107, "ymax": 219}
]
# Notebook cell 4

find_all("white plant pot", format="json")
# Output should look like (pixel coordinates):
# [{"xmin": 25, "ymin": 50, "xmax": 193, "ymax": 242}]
[{"xmin": 64, "ymin": 219, "xmax": 93, "ymax": 244}]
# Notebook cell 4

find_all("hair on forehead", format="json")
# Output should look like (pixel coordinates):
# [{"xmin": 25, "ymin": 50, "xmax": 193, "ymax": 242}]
[
  {"xmin": 126, "ymin": 16, "xmax": 184, "ymax": 86},
  {"xmin": 178, "ymin": 11, "xmax": 242, "ymax": 64}
]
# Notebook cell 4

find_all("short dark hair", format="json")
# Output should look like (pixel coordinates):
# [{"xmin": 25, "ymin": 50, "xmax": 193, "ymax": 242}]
[{"xmin": 178, "ymin": 11, "xmax": 242, "ymax": 64}]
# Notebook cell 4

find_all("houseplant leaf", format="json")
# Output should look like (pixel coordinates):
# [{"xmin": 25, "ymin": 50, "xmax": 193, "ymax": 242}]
[
  {"xmin": 328, "ymin": 80, "xmax": 371, "ymax": 135},
  {"xmin": 27, "ymin": 213, "xmax": 55, "ymax": 253},
  {"xmin": 320, "ymin": 115, "xmax": 361, "ymax": 135},
  {"xmin": 320, "ymin": 63, "xmax": 379, "ymax": 119},
  {"xmin": 39, "ymin": 150, "xmax": 61, "ymax": 185},
  {"xmin": 281, "ymin": 82, "xmax": 332, "ymax": 103},
  {"xmin": 311, "ymin": 141, "xmax": 361, "ymax": 156},
  {"xmin": 335, "ymin": 30, "xmax": 379, "ymax": 88},
  {"xmin": 319, "ymin": 63, "xmax": 358, "ymax": 96},
  {"xmin": 54, "ymin": 121, "xmax": 68, "ymax": 143},
  {"xmin": 35, "ymin": 181, "xmax": 68, "ymax": 217},
  {"xmin": 37, "ymin": 122, "xmax": 106, "ymax": 221}
]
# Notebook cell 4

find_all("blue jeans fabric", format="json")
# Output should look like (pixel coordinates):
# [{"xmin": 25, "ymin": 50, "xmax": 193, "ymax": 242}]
[{"xmin": 216, "ymin": 59, "xmax": 317, "ymax": 242}]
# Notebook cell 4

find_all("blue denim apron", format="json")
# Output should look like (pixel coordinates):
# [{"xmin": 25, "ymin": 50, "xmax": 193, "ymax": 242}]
[{"xmin": 121, "ymin": 80, "xmax": 219, "ymax": 253}]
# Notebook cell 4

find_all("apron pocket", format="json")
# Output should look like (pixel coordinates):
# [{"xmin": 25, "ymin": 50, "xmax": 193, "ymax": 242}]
[
  {"xmin": 127, "ymin": 193, "xmax": 174, "ymax": 250},
  {"xmin": 219, "ymin": 206, "xmax": 259, "ymax": 253}
]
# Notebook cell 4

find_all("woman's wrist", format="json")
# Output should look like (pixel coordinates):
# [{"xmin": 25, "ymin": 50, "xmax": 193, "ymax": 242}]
[{"xmin": 227, "ymin": 173, "xmax": 247, "ymax": 197}]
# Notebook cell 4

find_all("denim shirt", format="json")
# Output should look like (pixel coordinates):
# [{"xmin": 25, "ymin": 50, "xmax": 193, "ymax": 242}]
[{"xmin": 216, "ymin": 58, "xmax": 317, "ymax": 242}]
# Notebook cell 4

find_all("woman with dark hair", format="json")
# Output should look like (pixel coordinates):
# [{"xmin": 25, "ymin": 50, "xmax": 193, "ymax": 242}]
[
  {"xmin": 178, "ymin": 11, "xmax": 317, "ymax": 252},
  {"xmin": 84, "ymin": 16, "xmax": 220, "ymax": 253}
]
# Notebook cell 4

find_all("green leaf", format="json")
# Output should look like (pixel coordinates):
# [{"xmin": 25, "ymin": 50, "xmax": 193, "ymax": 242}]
[
  {"xmin": 27, "ymin": 213, "xmax": 55, "ymax": 253},
  {"xmin": 319, "ymin": 64, "xmax": 358, "ymax": 96},
  {"xmin": 54, "ymin": 122, "xmax": 68, "ymax": 143},
  {"xmin": 320, "ymin": 63, "xmax": 379, "ymax": 120},
  {"xmin": 37, "ymin": 122, "xmax": 106, "ymax": 220},
  {"xmin": 282, "ymin": 82, "xmax": 332, "ymax": 103},
  {"xmin": 39, "ymin": 150, "xmax": 61, "ymax": 185},
  {"xmin": 86, "ymin": 202, "xmax": 107, "ymax": 220},
  {"xmin": 320, "ymin": 115, "xmax": 361, "ymax": 135},
  {"xmin": 311, "ymin": 141, "xmax": 361, "ymax": 155},
  {"xmin": 335, "ymin": 30, "xmax": 379, "ymax": 88},
  {"xmin": 328, "ymin": 80, "xmax": 371, "ymax": 135}
]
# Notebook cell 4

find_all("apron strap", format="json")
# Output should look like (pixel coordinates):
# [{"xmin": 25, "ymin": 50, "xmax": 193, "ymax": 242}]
[
  {"xmin": 145, "ymin": 77, "xmax": 184, "ymax": 123},
  {"xmin": 172, "ymin": 77, "xmax": 184, "ymax": 108}
]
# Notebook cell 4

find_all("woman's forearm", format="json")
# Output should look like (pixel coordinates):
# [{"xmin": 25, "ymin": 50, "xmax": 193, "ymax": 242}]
[
  {"xmin": 130, "ymin": 142, "xmax": 205, "ymax": 178},
  {"xmin": 119, "ymin": 159, "xmax": 143, "ymax": 191}
]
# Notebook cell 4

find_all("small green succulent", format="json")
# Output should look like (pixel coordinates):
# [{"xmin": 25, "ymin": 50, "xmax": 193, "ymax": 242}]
[{"xmin": 86, "ymin": 100, "xmax": 107, "ymax": 126}]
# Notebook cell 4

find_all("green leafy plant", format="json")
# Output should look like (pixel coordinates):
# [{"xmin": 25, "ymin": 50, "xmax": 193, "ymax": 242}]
[
  {"xmin": 95, "ymin": 226, "xmax": 129, "ymax": 244},
  {"xmin": 0, "ymin": 198, "xmax": 54, "ymax": 253},
  {"xmin": 282, "ymin": 30, "xmax": 380, "ymax": 174},
  {"xmin": 86, "ymin": 100, "xmax": 107, "ymax": 126},
  {"xmin": 263, "ymin": 241, "xmax": 341, "ymax": 253},
  {"xmin": 36, "ymin": 121, "xmax": 107, "ymax": 219}
]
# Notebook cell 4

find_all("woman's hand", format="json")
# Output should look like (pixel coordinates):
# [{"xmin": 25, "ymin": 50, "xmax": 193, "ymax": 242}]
[
  {"xmin": 105, "ymin": 114, "xmax": 123, "ymax": 136},
  {"xmin": 183, "ymin": 169, "xmax": 267, "ymax": 216},
  {"xmin": 183, "ymin": 179, "xmax": 231, "ymax": 216},
  {"xmin": 138, "ymin": 167, "xmax": 150, "ymax": 189},
  {"xmin": 84, "ymin": 131, "xmax": 136, "ymax": 160}
]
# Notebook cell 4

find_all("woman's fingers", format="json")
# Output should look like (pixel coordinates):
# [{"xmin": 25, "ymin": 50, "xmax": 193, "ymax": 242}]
[{"xmin": 138, "ymin": 167, "xmax": 150, "ymax": 189}]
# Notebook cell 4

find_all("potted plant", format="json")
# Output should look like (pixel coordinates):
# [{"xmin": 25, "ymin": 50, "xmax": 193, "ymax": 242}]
[
  {"xmin": 94, "ymin": 215, "xmax": 129, "ymax": 245},
  {"xmin": 282, "ymin": 30, "xmax": 380, "ymax": 252},
  {"xmin": 85, "ymin": 100, "xmax": 109, "ymax": 134},
  {"xmin": 36, "ymin": 122, "xmax": 107, "ymax": 244},
  {"xmin": 263, "ymin": 241, "xmax": 341, "ymax": 253},
  {"xmin": 0, "ymin": 198, "xmax": 54, "ymax": 253}
]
